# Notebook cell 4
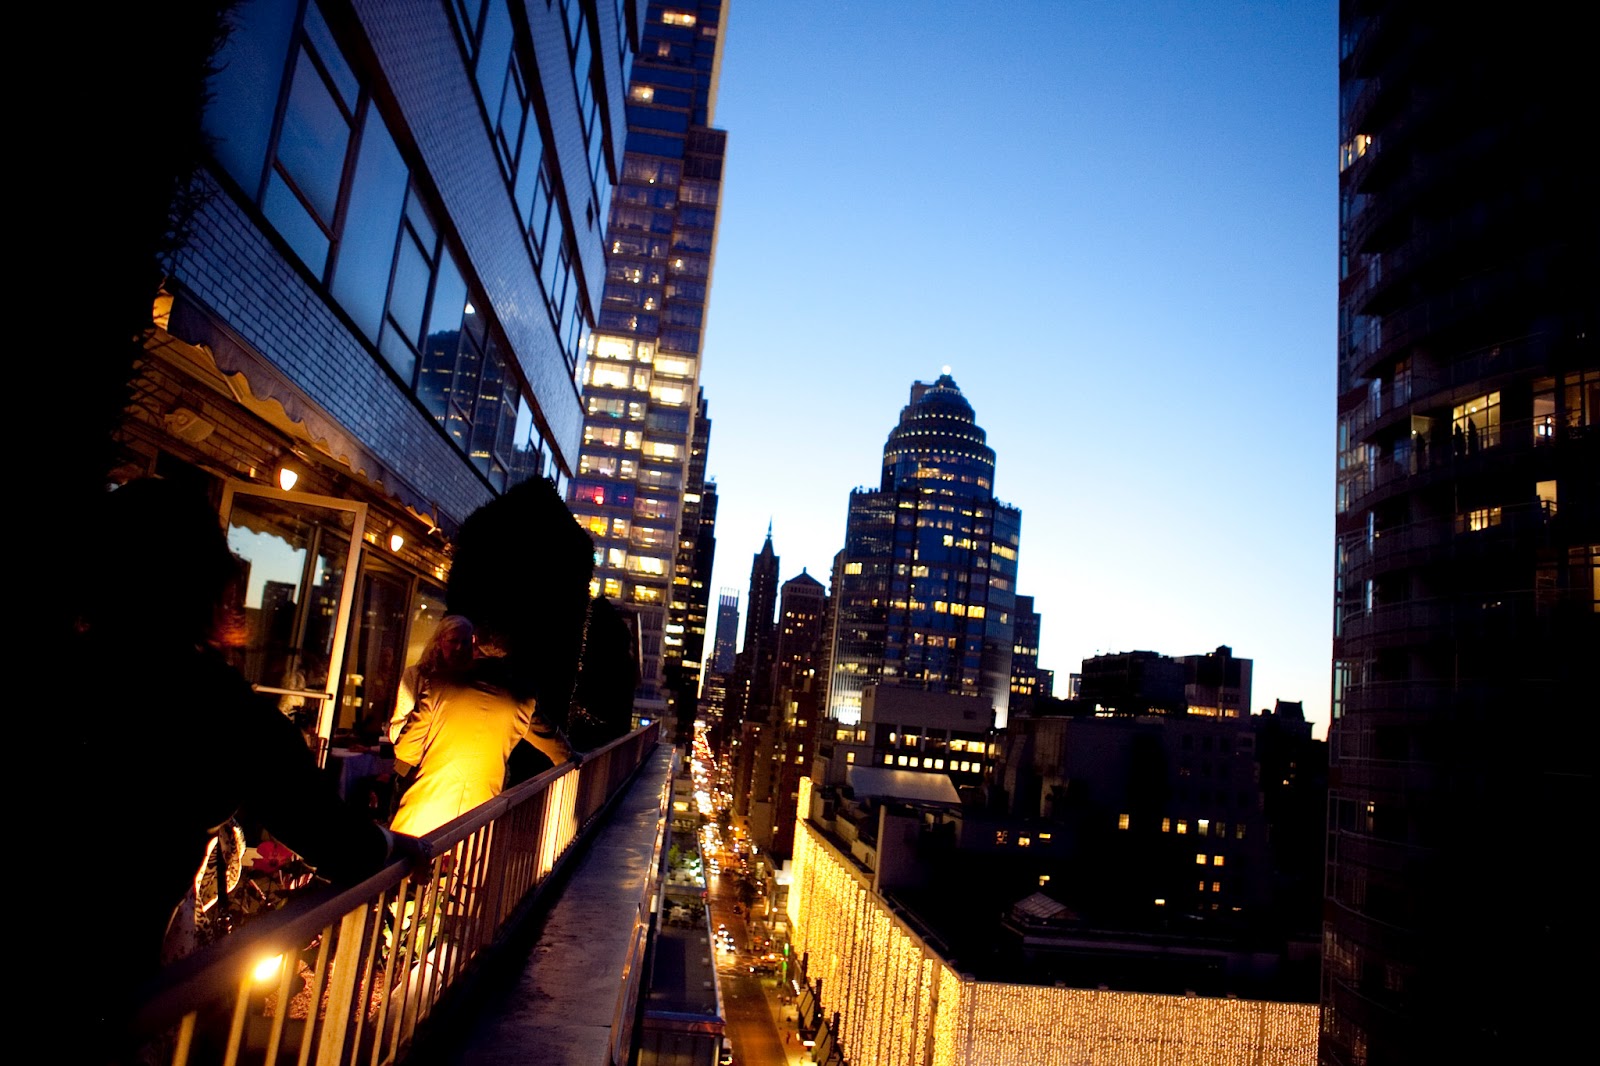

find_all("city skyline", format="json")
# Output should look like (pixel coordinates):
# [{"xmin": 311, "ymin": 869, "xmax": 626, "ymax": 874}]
[{"xmin": 696, "ymin": 1, "xmax": 1338, "ymax": 733}]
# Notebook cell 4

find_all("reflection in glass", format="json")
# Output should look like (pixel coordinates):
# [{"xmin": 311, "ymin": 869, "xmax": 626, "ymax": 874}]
[
  {"xmin": 223, "ymin": 495, "xmax": 355, "ymax": 739},
  {"xmin": 338, "ymin": 560, "xmax": 410, "ymax": 735}
]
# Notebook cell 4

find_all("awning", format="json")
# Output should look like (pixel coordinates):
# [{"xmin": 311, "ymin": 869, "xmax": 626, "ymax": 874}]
[{"xmin": 149, "ymin": 296, "xmax": 456, "ymax": 537}]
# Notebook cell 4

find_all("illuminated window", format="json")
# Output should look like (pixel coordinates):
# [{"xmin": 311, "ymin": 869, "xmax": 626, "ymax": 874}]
[
  {"xmin": 1213, "ymin": 855, "xmax": 1225, "ymax": 866},
  {"xmin": 1161, "ymin": 818, "xmax": 1171, "ymax": 833},
  {"xmin": 1196, "ymin": 853, "xmax": 1208, "ymax": 865},
  {"xmin": 844, "ymin": 562, "xmax": 863, "ymax": 575},
  {"xmin": 1176, "ymin": 820, "xmax": 1189, "ymax": 835},
  {"xmin": 845, "ymin": 752, "xmax": 855, "ymax": 764},
  {"xmin": 1197, "ymin": 819, "xmax": 1210, "ymax": 836},
  {"xmin": 660, "ymin": 9, "xmax": 696, "ymax": 26},
  {"xmin": 1537, "ymin": 480, "xmax": 1559, "ymax": 518},
  {"xmin": 897, "ymin": 755, "xmax": 908, "ymax": 767},
  {"xmin": 1039, "ymin": 875, "xmax": 1051, "ymax": 887},
  {"xmin": 1339, "ymin": 133, "xmax": 1374, "ymax": 171},
  {"xmin": 589, "ymin": 362, "xmax": 629, "ymax": 388},
  {"xmin": 1018, "ymin": 837, "xmax": 1031, "ymax": 848},
  {"xmin": 1038, "ymin": 832, "xmax": 1052, "ymax": 841},
  {"xmin": 1198, "ymin": 880, "xmax": 1207, "ymax": 892},
  {"xmin": 629, "ymin": 85, "xmax": 654, "ymax": 103},
  {"xmin": 1117, "ymin": 813, "xmax": 1131, "ymax": 830},
  {"xmin": 908, "ymin": 756, "xmax": 919, "ymax": 768},
  {"xmin": 1212, "ymin": 881, "xmax": 1222, "ymax": 893},
  {"xmin": 1215, "ymin": 821, "xmax": 1226, "ymax": 838},
  {"xmin": 1456, "ymin": 506, "xmax": 1503, "ymax": 533},
  {"xmin": 995, "ymin": 831, "xmax": 1009, "ymax": 845},
  {"xmin": 1154, "ymin": 898, "xmax": 1166, "ymax": 906},
  {"xmin": 1236, "ymin": 824, "xmax": 1247, "ymax": 840},
  {"xmin": 1452, "ymin": 391, "xmax": 1501, "ymax": 452}
]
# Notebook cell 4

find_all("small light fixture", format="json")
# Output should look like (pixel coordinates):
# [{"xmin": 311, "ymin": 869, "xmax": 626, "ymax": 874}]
[
  {"xmin": 389, "ymin": 532, "xmax": 405, "ymax": 553},
  {"xmin": 277, "ymin": 466, "xmax": 299, "ymax": 491},
  {"xmin": 252, "ymin": 954, "xmax": 284, "ymax": 983}
]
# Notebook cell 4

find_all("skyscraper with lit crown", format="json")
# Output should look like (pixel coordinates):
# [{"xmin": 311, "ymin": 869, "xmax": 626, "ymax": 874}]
[{"xmin": 825, "ymin": 373, "xmax": 1022, "ymax": 727}]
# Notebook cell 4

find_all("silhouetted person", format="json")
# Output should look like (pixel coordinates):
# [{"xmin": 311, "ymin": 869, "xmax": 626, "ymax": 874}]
[{"xmin": 54, "ymin": 479, "xmax": 402, "ymax": 1048}]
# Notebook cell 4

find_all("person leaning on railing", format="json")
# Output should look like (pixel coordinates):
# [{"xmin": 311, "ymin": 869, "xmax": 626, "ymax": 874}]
[
  {"xmin": 48, "ymin": 478, "xmax": 418, "ymax": 1047},
  {"xmin": 390, "ymin": 629, "xmax": 573, "ymax": 838},
  {"xmin": 390, "ymin": 614, "xmax": 475, "ymax": 744}
]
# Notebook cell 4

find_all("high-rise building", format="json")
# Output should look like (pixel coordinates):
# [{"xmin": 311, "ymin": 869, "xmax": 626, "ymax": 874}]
[
  {"xmin": 568, "ymin": 0, "xmax": 731, "ymax": 713},
  {"xmin": 740, "ymin": 527, "xmax": 781, "ymax": 707},
  {"xmin": 709, "ymin": 588, "xmax": 740, "ymax": 676},
  {"xmin": 774, "ymin": 570, "xmax": 827, "ymax": 696},
  {"xmin": 112, "ymin": 0, "xmax": 635, "ymax": 756},
  {"xmin": 1010, "ymin": 595, "xmax": 1042, "ymax": 701},
  {"xmin": 730, "ymin": 530, "xmax": 779, "ymax": 816},
  {"xmin": 825, "ymin": 374, "xmax": 1022, "ymax": 727},
  {"xmin": 752, "ymin": 569, "xmax": 827, "ymax": 857},
  {"xmin": 662, "ymin": 389, "xmax": 717, "ymax": 733},
  {"xmin": 1328, "ymin": 7, "xmax": 1597, "ymax": 1062}
]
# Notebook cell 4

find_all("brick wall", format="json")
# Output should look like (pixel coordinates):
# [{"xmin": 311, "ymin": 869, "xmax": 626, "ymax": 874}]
[{"xmin": 173, "ymin": 174, "xmax": 493, "ymax": 528}]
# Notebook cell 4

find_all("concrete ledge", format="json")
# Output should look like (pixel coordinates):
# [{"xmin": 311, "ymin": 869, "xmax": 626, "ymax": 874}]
[{"xmin": 430, "ymin": 745, "xmax": 674, "ymax": 1065}]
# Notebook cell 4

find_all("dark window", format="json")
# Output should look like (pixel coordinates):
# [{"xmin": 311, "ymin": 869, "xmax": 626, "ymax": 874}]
[{"xmin": 329, "ymin": 110, "xmax": 407, "ymax": 341}]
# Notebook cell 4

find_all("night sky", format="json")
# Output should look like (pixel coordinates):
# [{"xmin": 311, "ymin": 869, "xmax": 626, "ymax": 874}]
[{"xmin": 697, "ymin": 1, "xmax": 1337, "ymax": 732}]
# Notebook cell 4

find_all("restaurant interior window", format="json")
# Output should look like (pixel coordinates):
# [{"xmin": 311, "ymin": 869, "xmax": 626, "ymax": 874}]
[
  {"xmin": 336, "ymin": 553, "xmax": 412, "ymax": 736},
  {"xmin": 219, "ymin": 485, "xmax": 366, "ymax": 761}
]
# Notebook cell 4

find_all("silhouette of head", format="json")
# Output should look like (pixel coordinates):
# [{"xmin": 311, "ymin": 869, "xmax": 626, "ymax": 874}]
[{"xmin": 76, "ymin": 478, "xmax": 237, "ymax": 646}]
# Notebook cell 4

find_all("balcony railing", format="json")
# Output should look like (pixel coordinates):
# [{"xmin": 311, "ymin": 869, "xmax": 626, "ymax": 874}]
[{"xmin": 122, "ymin": 722, "xmax": 660, "ymax": 1066}]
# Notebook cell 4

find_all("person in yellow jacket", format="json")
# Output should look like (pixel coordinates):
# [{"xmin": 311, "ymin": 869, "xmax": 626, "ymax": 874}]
[{"xmin": 389, "ymin": 635, "xmax": 573, "ymax": 838}]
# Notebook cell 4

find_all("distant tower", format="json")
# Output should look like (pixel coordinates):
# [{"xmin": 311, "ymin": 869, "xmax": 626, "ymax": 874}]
[
  {"xmin": 663, "ymin": 389, "xmax": 717, "ymax": 731},
  {"xmin": 1010, "ymin": 595, "xmax": 1042, "ymax": 702},
  {"xmin": 737, "ymin": 527, "xmax": 780, "ymax": 718},
  {"xmin": 774, "ymin": 569, "xmax": 827, "ymax": 696},
  {"xmin": 1325, "ymin": 6, "xmax": 1596, "ymax": 1063},
  {"xmin": 825, "ymin": 374, "xmax": 1021, "ymax": 726},
  {"xmin": 710, "ymin": 588, "xmax": 739, "ymax": 676},
  {"xmin": 767, "ymin": 569, "xmax": 828, "ymax": 856}
]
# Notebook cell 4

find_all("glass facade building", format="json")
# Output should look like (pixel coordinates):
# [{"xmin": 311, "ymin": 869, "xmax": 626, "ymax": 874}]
[
  {"xmin": 117, "ymin": 0, "xmax": 633, "ymax": 757},
  {"xmin": 568, "ymin": 0, "xmax": 730, "ymax": 709},
  {"xmin": 826, "ymin": 375, "xmax": 1022, "ymax": 727},
  {"xmin": 1326, "ymin": 6, "xmax": 1597, "ymax": 1063}
]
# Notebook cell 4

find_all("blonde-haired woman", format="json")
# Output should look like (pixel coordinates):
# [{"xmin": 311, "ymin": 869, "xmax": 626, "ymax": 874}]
[{"xmin": 389, "ymin": 615, "xmax": 474, "ymax": 744}]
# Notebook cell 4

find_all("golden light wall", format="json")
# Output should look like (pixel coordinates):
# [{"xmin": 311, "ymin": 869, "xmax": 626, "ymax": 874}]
[
  {"xmin": 791, "ymin": 814, "xmax": 1319, "ymax": 1066},
  {"xmin": 940, "ymin": 981, "xmax": 1318, "ymax": 1066}
]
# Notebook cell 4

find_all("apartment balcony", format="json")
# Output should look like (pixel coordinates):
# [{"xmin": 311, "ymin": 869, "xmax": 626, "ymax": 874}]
[
  {"xmin": 112, "ymin": 725, "xmax": 687, "ymax": 1066},
  {"xmin": 1336, "ymin": 600, "xmax": 1450, "ymax": 647}
]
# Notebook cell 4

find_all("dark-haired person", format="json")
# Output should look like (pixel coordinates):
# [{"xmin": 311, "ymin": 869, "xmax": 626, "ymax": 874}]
[{"xmin": 55, "ymin": 479, "xmax": 411, "ymax": 1042}]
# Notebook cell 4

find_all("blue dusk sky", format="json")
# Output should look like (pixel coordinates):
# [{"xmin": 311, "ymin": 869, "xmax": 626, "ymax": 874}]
[{"xmin": 695, "ymin": 1, "xmax": 1337, "ymax": 734}]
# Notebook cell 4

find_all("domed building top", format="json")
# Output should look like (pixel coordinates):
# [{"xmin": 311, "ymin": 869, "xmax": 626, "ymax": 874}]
[{"xmin": 881, "ymin": 373, "xmax": 996, "ymax": 492}]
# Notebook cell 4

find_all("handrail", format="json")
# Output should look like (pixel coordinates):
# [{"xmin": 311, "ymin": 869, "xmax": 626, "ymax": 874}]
[{"xmin": 119, "ymin": 722, "xmax": 660, "ymax": 1065}]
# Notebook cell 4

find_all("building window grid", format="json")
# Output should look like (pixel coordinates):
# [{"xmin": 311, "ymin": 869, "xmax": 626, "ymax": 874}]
[{"xmin": 213, "ymin": 0, "xmax": 557, "ymax": 487}]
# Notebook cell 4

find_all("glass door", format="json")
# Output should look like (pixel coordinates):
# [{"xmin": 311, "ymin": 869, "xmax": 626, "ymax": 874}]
[{"xmin": 219, "ymin": 482, "xmax": 366, "ymax": 764}]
